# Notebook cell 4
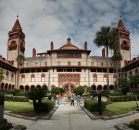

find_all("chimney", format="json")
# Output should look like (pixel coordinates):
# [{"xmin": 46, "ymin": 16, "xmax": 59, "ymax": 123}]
[
  {"xmin": 84, "ymin": 41, "xmax": 87, "ymax": 50},
  {"xmin": 102, "ymin": 48, "xmax": 105, "ymax": 57},
  {"xmin": 32, "ymin": 48, "xmax": 36, "ymax": 57},
  {"xmin": 50, "ymin": 41, "xmax": 54, "ymax": 50}
]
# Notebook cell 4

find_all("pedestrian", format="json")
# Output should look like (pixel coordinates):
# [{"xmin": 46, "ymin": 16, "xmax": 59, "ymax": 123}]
[
  {"xmin": 76, "ymin": 94, "xmax": 81, "ymax": 106},
  {"xmin": 71, "ymin": 94, "xmax": 74, "ymax": 106},
  {"xmin": 53, "ymin": 93, "xmax": 57, "ymax": 105},
  {"xmin": 58, "ymin": 93, "xmax": 62, "ymax": 105}
]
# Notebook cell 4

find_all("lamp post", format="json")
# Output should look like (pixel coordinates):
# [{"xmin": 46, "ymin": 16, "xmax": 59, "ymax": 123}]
[{"xmin": 68, "ymin": 78, "xmax": 71, "ymax": 96}]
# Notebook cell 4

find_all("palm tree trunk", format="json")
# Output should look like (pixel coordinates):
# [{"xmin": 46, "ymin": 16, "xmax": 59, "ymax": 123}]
[
  {"xmin": 106, "ymin": 46, "xmax": 109, "ymax": 91},
  {"xmin": 98, "ymin": 93, "xmax": 102, "ymax": 115}
]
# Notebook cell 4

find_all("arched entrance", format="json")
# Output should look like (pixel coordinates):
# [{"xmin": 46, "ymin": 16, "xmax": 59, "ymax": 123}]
[{"xmin": 62, "ymin": 83, "xmax": 76, "ymax": 96}]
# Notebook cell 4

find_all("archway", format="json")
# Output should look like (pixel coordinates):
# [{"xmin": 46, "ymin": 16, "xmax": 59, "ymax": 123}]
[
  {"xmin": 1, "ymin": 83, "xmax": 4, "ymax": 90},
  {"xmin": 12, "ymin": 85, "xmax": 14, "ymax": 90},
  {"xmin": 36, "ymin": 85, "xmax": 41, "ymax": 88},
  {"xmin": 25, "ymin": 85, "xmax": 29, "ymax": 91},
  {"xmin": 97, "ymin": 85, "xmax": 102, "ymax": 91},
  {"xmin": 110, "ymin": 85, "xmax": 114, "ymax": 90},
  {"xmin": 31, "ymin": 85, "xmax": 35, "ymax": 90},
  {"xmin": 91, "ymin": 85, "xmax": 96, "ymax": 91},
  {"xmin": 103, "ymin": 85, "xmax": 107, "ymax": 90},
  {"xmin": 5, "ymin": 83, "xmax": 8, "ymax": 90},
  {"xmin": 9, "ymin": 84, "xmax": 11, "ymax": 90},
  {"xmin": 20, "ymin": 85, "xmax": 24, "ymax": 91},
  {"xmin": 62, "ymin": 83, "xmax": 76, "ymax": 95}
]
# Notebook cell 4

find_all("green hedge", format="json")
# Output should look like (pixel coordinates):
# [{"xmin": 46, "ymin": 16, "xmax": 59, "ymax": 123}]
[
  {"xmin": 110, "ymin": 95, "xmax": 138, "ymax": 102},
  {"xmin": 110, "ymin": 92, "xmax": 122, "ymax": 96},
  {"xmin": 15, "ymin": 92, "xmax": 27, "ymax": 96},
  {"xmin": 40, "ymin": 100, "xmax": 54, "ymax": 112},
  {"xmin": 0, "ymin": 119, "xmax": 12, "ymax": 130},
  {"xmin": 4, "ymin": 95, "xmax": 28, "ymax": 102},
  {"xmin": 84, "ymin": 100, "xmax": 106, "ymax": 112}
]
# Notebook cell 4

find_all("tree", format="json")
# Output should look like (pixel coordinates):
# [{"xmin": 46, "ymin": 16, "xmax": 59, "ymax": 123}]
[
  {"xmin": 94, "ymin": 26, "xmax": 117, "ymax": 91},
  {"xmin": 73, "ymin": 86, "xmax": 85, "ymax": 95},
  {"xmin": 91, "ymin": 90, "xmax": 109, "ymax": 115},
  {"xmin": 16, "ymin": 54, "xmax": 25, "ymax": 89},
  {"xmin": 86, "ymin": 87, "xmax": 92, "ymax": 94},
  {"xmin": 129, "ymin": 74, "xmax": 139, "ymax": 89},
  {"xmin": 27, "ymin": 87, "xmax": 47, "ymax": 113},
  {"xmin": 116, "ymin": 78, "xmax": 130, "ymax": 95},
  {"xmin": 0, "ymin": 69, "xmax": 4, "ymax": 93},
  {"xmin": 51, "ymin": 87, "xmax": 61, "ymax": 95},
  {"xmin": 112, "ymin": 51, "xmax": 123, "ymax": 92}
]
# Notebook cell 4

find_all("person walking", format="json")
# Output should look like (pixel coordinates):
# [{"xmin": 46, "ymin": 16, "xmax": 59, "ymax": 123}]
[
  {"xmin": 58, "ymin": 93, "xmax": 62, "ymax": 105},
  {"xmin": 76, "ymin": 94, "xmax": 81, "ymax": 106},
  {"xmin": 70, "ymin": 94, "xmax": 74, "ymax": 106},
  {"xmin": 53, "ymin": 93, "xmax": 57, "ymax": 105}
]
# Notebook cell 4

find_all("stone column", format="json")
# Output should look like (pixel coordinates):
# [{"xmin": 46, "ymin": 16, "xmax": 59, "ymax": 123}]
[{"xmin": 0, "ymin": 94, "xmax": 4, "ymax": 123}]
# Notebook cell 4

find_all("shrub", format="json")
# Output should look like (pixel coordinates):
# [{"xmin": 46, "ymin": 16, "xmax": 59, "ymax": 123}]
[
  {"xmin": 110, "ymin": 95, "xmax": 138, "ymax": 102},
  {"xmin": 4, "ymin": 95, "xmax": 28, "ymax": 102},
  {"xmin": 110, "ymin": 92, "xmax": 122, "ymax": 96},
  {"xmin": 39, "ymin": 100, "xmax": 54, "ymax": 113},
  {"xmin": 128, "ymin": 119, "xmax": 139, "ymax": 129},
  {"xmin": 84, "ymin": 100, "xmax": 106, "ymax": 112},
  {"xmin": 73, "ymin": 86, "xmax": 85, "ymax": 95},
  {"xmin": 0, "ymin": 119, "xmax": 12, "ymax": 130},
  {"xmin": 15, "ymin": 92, "xmax": 27, "ymax": 96}
]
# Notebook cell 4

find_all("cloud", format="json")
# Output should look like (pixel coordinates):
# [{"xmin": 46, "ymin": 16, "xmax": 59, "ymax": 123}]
[{"xmin": 0, "ymin": 0, "xmax": 139, "ymax": 59}]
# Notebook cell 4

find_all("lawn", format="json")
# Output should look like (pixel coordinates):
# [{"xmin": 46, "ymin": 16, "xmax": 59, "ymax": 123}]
[
  {"xmin": 4, "ymin": 101, "xmax": 34, "ymax": 112},
  {"xmin": 106, "ymin": 101, "xmax": 137, "ymax": 115}
]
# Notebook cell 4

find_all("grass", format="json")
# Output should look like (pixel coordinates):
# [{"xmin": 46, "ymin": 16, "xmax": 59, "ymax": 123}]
[
  {"xmin": 106, "ymin": 101, "xmax": 137, "ymax": 115},
  {"xmin": 4, "ymin": 101, "xmax": 34, "ymax": 112}
]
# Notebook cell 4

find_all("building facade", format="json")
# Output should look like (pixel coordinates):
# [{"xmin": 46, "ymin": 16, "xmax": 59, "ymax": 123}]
[{"xmin": 0, "ymin": 17, "xmax": 136, "ymax": 94}]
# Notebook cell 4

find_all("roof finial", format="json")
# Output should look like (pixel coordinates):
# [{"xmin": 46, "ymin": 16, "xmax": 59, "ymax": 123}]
[
  {"xmin": 17, "ymin": 12, "xmax": 19, "ymax": 19},
  {"xmin": 67, "ymin": 37, "xmax": 71, "ymax": 44},
  {"xmin": 120, "ymin": 15, "xmax": 122, "ymax": 19}
]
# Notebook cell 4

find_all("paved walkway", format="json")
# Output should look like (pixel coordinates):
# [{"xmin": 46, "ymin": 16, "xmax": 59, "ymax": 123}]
[{"xmin": 4, "ymin": 103, "xmax": 139, "ymax": 130}]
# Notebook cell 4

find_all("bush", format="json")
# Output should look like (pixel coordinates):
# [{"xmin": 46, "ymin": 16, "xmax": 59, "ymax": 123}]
[
  {"xmin": 15, "ymin": 92, "xmax": 27, "ymax": 96},
  {"xmin": 110, "ymin": 95, "xmax": 138, "ymax": 102},
  {"xmin": 110, "ymin": 92, "xmax": 122, "ymax": 96},
  {"xmin": 84, "ymin": 100, "xmax": 106, "ymax": 112},
  {"xmin": 4, "ymin": 95, "xmax": 28, "ymax": 102},
  {"xmin": 73, "ymin": 86, "xmax": 85, "ymax": 95},
  {"xmin": 39, "ymin": 100, "xmax": 54, "ymax": 113},
  {"xmin": 128, "ymin": 119, "xmax": 139, "ymax": 129},
  {"xmin": 0, "ymin": 119, "xmax": 12, "ymax": 130}
]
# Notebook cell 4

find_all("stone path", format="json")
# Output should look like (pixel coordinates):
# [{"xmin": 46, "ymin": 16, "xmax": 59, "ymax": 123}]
[{"xmin": 4, "ymin": 103, "xmax": 139, "ymax": 130}]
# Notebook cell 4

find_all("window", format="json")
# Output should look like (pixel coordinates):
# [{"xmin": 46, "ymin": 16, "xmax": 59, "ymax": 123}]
[
  {"xmin": 101, "ymin": 63, "xmax": 103, "ymax": 66},
  {"xmin": 22, "ymin": 78, "xmax": 25, "ymax": 82},
  {"xmin": 68, "ymin": 61, "xmax": 71, "ymax": 66},
  {"xmin": 113, "ymin": 77, "xmax": 116, "ymax": 82},
  {"xmin": 41, "ymin": 77, "xmax": 45, "ymax": 82},
  {"xmin": 26, "ymin": 63, "xmax": 29, "ymax": 66},
  {"xmin": 31, "ymin": 77, "xmax": 35, "ymax": 82},
  {"xmin": 110, "ymin": 63, "xmax": 112, "ymax": 67},
  {"xmin": 104, "ymin": 77, "xmax": 107, "ymax": 82},
  {"xmin": 57, "ymin": 62, "xmax": 60, "ymax": 66},
  {"xmin": 78, "ymin": 62, "xmax": 81, "ymax": 66},
  {"xmin": 91, "ymin": 62, "xmax": 94, "ymax": 66},
  {"xmin": 44, "ymin": 62, "xmax": 47, "ymax": 66},
  {"xmin": 93, "ymin": 77, "xmax": 97, "ymax": 82},
  {"xmin": 35, "ymin": 62, "xmax": 38, "ymax": 66}
]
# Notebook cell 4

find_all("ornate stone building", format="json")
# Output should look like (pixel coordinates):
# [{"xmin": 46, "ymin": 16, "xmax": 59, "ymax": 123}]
[{"xmin": 0, "ymin": 17, "xmax": 135, "ymax": 94}]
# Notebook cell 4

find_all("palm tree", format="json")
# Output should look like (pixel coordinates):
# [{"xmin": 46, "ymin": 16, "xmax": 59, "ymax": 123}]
[
  {"xmin": 0, "ymin": 69, "xmax": 4, "ymax": 93},
  {"xmin": 27, "ymin": 87, "xmax": 47, "ymax": 113},
  {"xmin": 92, "ymin": 90, "xmax": 109, "ymax": 115},
  {"xmin": 94, "ymin": 26, "xmax": 117, "ymax": 91},
  {"xmin": 16, "ymin": 54, "xmax": 25, "ymax": 89}
]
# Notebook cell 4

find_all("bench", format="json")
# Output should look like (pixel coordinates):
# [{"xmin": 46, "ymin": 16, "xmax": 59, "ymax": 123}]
[{"xmin": 136, "ymin": 102, "xmax": 139, "ymax": 108}]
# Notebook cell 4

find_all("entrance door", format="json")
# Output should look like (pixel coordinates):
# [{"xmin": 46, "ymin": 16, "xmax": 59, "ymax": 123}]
[{"xmin": 64, "ymin": 85, "xmax": 74, "ymax": 95}]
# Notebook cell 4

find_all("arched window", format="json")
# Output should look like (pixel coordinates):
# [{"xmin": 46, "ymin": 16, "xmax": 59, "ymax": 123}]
[
  {"xmin": 41, "ymin": 73, "xmax": 45, "ymax": 82},
  {"xmin": 11, "ymin": 41, "xmax": 16, "ymax": 44},
  {"xmin": 93, "ymin": 73, "xmax": 97, "ymax": 82},
  {"xmin": 6, "ymin": 71, "xmax": 9, "ymax": 80},
  {"xmin": 31, "ymin": 74, "xmax": 35, "ymax": 82},
  {"xmin": 103, "ymin": 74, "xmax": 107, "ymax": 82},
  {"xmin": 21, "ymin": 74, "xmax": 25, "ymax": 82}
]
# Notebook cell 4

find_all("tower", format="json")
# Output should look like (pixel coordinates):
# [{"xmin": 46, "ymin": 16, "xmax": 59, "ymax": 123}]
[
  {"xmin": 7, "ymin": 17, "xmax": 25, "ymax": 67},
  {"xmin": 116, "ymin": 19, "xmax": 131, "ymax": 68}
]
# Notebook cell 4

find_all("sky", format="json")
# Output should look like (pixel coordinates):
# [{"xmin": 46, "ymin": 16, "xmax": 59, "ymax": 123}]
[{"xmin": 0, "ymin": 0, "xmax": 139, "ymax": 59}]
